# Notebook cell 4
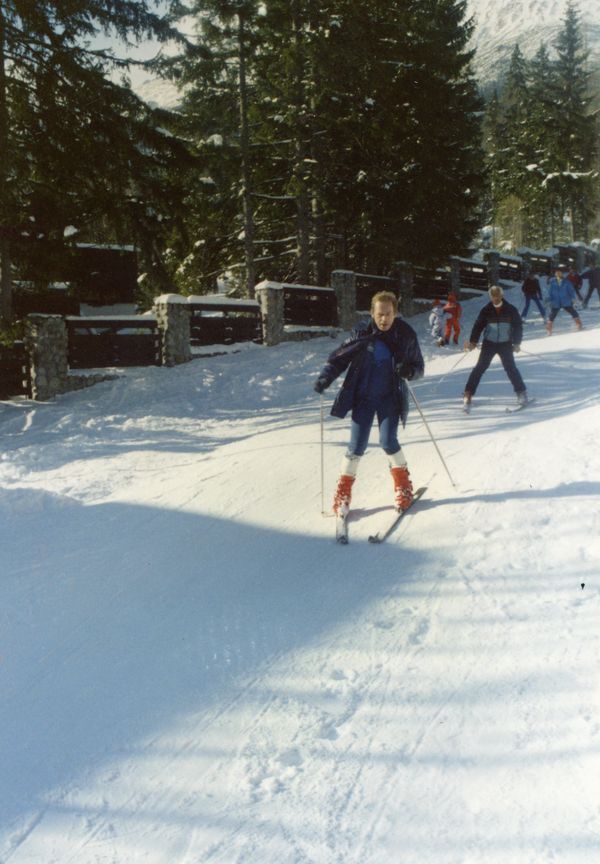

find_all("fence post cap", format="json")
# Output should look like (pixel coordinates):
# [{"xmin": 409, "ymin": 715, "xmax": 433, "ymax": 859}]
[
  {"xmin": 153, "ymin": 293, "xmax": 188, "ymax": 304},
  {"xmin": 255, "ymin": 280, "xmax": 283, "ymax": 293}
]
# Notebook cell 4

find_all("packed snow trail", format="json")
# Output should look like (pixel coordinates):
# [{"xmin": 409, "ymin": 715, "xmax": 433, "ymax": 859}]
[{"xmin": 1, "ymin": 288, "xmax": 600, "ymax": 863}]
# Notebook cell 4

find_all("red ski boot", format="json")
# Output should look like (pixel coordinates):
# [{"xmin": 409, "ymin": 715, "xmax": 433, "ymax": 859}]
[
  {"xmin": 391, "ymin": 466, "xmax": 414, "ymax": 512},
  {"xmin": 332, "ymin": 474, "xmax": 355, "ymax": 516}
]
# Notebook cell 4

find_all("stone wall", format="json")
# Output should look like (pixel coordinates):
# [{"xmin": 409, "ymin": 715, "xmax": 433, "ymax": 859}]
[
  {"xmin": 153, "ymin": 295, "xmax": 192, "ymax": 366},
  {"xmin": 23, "ymin": 314, "xmax": 119, "ymax": 401},
  {"xmin": 24, "ymin": 315, "xmax": 70, "ymax": 401}
]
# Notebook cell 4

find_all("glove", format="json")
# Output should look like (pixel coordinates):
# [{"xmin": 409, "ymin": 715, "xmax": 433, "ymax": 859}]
[
  {"xmin": 396, "ymin": 362, "xmax": 414, "ymax": 380},
  {"xmin": 513, "ymin": 344, "xmax": 521, "ymax": 353},
  {"xmin": 314, "ymin": 377, "xmax": 328, "ymax": 394},
  {"xmin": 464, "ymin": 341, "xmax": 477, "ymax": 351}
]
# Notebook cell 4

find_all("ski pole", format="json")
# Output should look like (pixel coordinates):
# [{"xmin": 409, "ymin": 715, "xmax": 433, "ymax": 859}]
[
  {"xmin": 519, "ymin": 347, "xmax": 576, "ymax": 371},
  {"xmin": 406, "ymin": 381, "xmax": 456, "ymax": 488},
  {"xmin": 431, "ymin": 347, "xmax": 472, "ymax": 393},
  {"xmin": 320, "ymin": 392, "xmax": 326, "ymax": 514}
]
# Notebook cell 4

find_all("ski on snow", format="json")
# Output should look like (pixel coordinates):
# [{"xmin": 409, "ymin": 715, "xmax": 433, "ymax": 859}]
[
  {"xmin": 505, "ymin": 397, "xmax": 536, "ymax": 414},
  {"xmin": 368, "ymin": 486, "xmax": 427, "ymax": 544},
  {"xmin": 336, "ymin": 486, "xmax": 427, "ymax": 545},
  {"xmin": 463, "ymin": 398, "xmax": 536, "ymax": 415},
  {"xmin": 336, "ymin": 510, "xmax": 350, "ymax": 545}
]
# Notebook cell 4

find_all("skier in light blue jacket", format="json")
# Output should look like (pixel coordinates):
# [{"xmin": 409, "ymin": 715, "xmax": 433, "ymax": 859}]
[{"xmin": 546, "ymin": 268, "xmax": 583, "ymax": 335}]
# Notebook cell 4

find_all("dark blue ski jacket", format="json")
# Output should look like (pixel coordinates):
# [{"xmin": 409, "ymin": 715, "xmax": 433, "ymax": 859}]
[{"xmin": 317, "ymin": 317, "xmax": 424, "ymax": 426}]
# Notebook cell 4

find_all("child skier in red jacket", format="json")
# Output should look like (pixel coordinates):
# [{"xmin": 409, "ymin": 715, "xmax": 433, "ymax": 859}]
[{"xmin": 438, "ymin": 293, "xmax": 462, "ymax": 346}]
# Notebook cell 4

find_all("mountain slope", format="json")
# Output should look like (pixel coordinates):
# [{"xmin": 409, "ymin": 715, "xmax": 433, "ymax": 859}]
[{"xmin": 467, "ymin": 0, "xmax": 600, "ymax": 82}]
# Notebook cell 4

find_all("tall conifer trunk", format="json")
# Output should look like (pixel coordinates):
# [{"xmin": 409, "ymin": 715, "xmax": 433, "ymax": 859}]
[
  {"xmin": 0, "ymin": 8, "xmax": 13, "ymax": 326},
  {"xmin": 291, "ymin": 2, "xmax": 310, "ymax": 284},
  {"xmin": 237, "ymin": 12, "xmax": 255, "ymax": 297}
]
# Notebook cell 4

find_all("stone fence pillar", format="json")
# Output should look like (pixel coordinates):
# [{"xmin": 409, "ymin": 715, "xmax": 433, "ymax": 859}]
[
  {"xmin": 330, "ymin": 270, "xmax": 356, "ymax": 330},
  {"xmin": 449, "ymin": 256, "xmax": 462, "ymax": 297},
  {"xmin": 485, "ymin": 251, "xmax": 500, "ymax": 287},
  {"xmin": 153, "ymin": 295, "xmax": 192, "ymax": 366},
  {"xmin": 24, "ymin": 314, "xmax": 69, "ymax": 401},
  {"xmin": 255, "ymin": 280, "xmax": 284, "ymax": 346},
  {"xmin": 390, "ymin": 261, "xmax": 414, "ymax": 317}
]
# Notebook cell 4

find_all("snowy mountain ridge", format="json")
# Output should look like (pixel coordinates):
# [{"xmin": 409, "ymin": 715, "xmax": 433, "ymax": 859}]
[
  {"xmin": 127, "ymin": 1, "xmax": 600, "ymax": 107},
  {"xmin": 467, "ymin": 0, "xmax": 600, "ymax": 82}
]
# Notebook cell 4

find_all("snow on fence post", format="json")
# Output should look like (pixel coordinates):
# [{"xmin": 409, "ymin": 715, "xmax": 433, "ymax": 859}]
[
  {"xmin": 331, "ymin": 270, "xmax": 356, "ymax": 330},
  {"xmin": 24, "ymin": 314, "xmax": 69, "ymax": 401},
  {"xmin": 330, "ymin": 270, "xmax": 356, "ymax": 330},
  {"xmin": 389, "ymin": 261, "xmax": 414, "ymax": 317},
  {"xmin": 153, "ymin": 295, "xmax": 192, "ymax": 367},
  {"xmin": 486, "ymin": 251, "xmax": 500, "ymax": 287},
  {"xmin": 449, "ymin": 256, "xmax": 462, "ymax": 298},
  {"xmin": 255, "ymin": 280, "xmax": 284, "ymax": 346}
]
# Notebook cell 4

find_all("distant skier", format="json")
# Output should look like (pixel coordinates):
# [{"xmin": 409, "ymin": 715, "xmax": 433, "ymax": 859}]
[
  {"xmin": 566, "ymin": 265, "xmax": 584, "ymax": 304},
  {"xmin": 429, "ymin": 299, "xmax": 444, "ymax": 341},
  {"xmin": 546, "ymin": 268, "xmax": 583, "ymax": 335},
  {"xmin": 520, "ymin": 271, "xmax": 546, "ymax": 321},
  {"xmin": 581, "ymin": 264, "xmax": 600, "ymax": 308},
  {"xmin": 438, "ymin": 292, "xmax": 461, "ymax": 346},
  {"xmin": 313, "ymin": 291, "xmax": 424, "ymax": 515},
  {"xmin": 462, "ymin": 285, "xmax": 528, "ymax": 412}
]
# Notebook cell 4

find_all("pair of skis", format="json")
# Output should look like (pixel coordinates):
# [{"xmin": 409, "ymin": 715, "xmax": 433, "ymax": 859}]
[
  {"xmin": 463, "ymin": 398, "xmax": 536, "ymax": 415},
  {"xmin": 335, "ymin": 486, "xmax": 427, "ymax": 545}
]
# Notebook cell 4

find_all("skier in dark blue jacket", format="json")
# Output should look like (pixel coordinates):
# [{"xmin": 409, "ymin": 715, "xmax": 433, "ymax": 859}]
[
  {"xmin": 314, "ymin": 291, "xmax": 424, "ymax": 515},
  {"xmin": 581, "ymin": 264, "xmax": 600, "ymax": 308},
  {"xmin": 463, "ymin": 285, "xmax": 528, "ymax": 412}
]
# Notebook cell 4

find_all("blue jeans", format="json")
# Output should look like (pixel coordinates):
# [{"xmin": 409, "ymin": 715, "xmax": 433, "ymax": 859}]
[
  {"xmin": 347, "ymin": 394, "xmax": 401, "ymax": 457},
  {"xmin": 465, "ymin": 341, "xmax": 526, "ymax": 396},
  {"xmin": 549, "ymin": 305, "xmax": 578, "ymax": 322},
  {"xmin": 522, "ymin": 296, "xmax": 545, "ymax": 319}
]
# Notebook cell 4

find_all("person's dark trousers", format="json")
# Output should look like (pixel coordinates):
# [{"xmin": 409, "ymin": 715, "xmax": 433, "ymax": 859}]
[
  {"xmin": 522, "ymin": 296, "xmax": 546, "ymax": 318},
  {"xmin": 465, "ymin": 341, "xmax": 525, "ymax": 396},
  {"xmin": 583, "ymin": 286, "xmax": 600, "ymax": 308},
  {"xmin": 549, "ymin": 305, "xmax": 579, "ymax": 322}
]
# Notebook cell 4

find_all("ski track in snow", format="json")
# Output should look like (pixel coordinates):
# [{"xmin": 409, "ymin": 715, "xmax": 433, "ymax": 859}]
[{"xmin": 1, "ymin": 287, "xmax": 600, "ymax": 863}]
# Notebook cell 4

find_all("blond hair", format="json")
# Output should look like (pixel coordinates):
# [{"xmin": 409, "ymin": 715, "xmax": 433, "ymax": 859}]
[{"xmin": 370, "ymin": 290, "xmax": 398, "ymax": 313}]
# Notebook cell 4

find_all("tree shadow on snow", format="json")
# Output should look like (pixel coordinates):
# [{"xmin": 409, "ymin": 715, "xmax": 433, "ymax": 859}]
[{"xmin": 0, "ymin": 486, "xmax": 433, "ymax": 829}]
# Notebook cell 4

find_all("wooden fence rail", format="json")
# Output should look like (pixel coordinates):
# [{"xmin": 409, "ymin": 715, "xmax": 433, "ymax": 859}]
[
  {"xmin": 66, "ymin": 317, "xmax": 161, "ymax": 368},
  {"xmin": 283, "ymin": 285, "xmax": 338, "ymax": 327},
  {"xmin": 188, "ymin": 299, "xmax": 262, "ymax": 346},
  {"xmin": 0, "ymin": 342, "xmax": 30, "ymax": 399}
]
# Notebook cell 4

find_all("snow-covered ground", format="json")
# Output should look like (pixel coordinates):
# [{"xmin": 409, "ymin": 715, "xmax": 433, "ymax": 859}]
[{"xmin": 2, "ymin": 286, "xmax": 600, "ymax": 864}]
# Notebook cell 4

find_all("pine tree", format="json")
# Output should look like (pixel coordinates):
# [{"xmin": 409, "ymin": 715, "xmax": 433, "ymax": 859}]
[
  {"xmin": 0, "ymin": 0, "xmax": 186, "ymax": 325},
  {"xmin": 525, "ymin": 43, "xmax": 559, "ymax": 246},
  {"xmin": 548, "ymin": 0, "xmax": 597, "ymax": 241}
]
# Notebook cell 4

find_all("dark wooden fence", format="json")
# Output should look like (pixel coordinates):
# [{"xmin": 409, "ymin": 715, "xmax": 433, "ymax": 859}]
[
  {"xmin": 189, "ymin": 300, "xmax": 262, "ymax": 346},
  {"xmin": 66, "ymin": 317, "xmax": 161, "ymax": 369},
  {"xmin": 412, "ymin": 266, "xmax": 451, "ymax": 300},
  {"xmin": 497, "ymin": 256, "xmax": 524, "ymax": 282},
  {"xmin": 355, "ymin": 274, "xmax": 397, "ymax": 310},
  {"xmin": 457, "ymin": 259, "xmax": 489, "ymax": 293},
  {"xmin": 522, "ymin": 253, "xmax": 555, "ymax": 275},
  {"xmin": 283, "ymin": 285, "xmax": 338, "ymax": 326},
  {"xmin": 556, "ymin": 244, "xmax": 596, "ymax": 269},
  {"xmin": 0, "ymin": 342, "xmax": 30, "ymax": 399}
]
